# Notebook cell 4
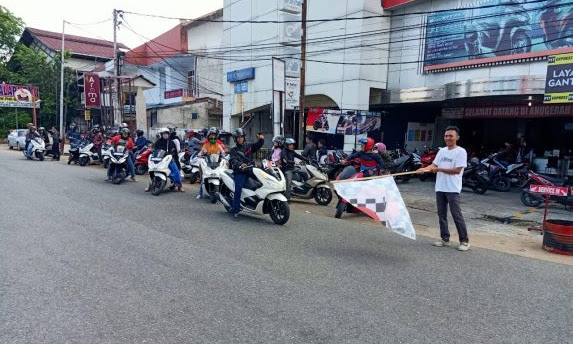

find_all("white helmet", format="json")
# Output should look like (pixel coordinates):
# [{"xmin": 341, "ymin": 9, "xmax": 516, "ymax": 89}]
[{"xmin": 159, "ymin": 127, "xmax": 170, "ymax": 135}]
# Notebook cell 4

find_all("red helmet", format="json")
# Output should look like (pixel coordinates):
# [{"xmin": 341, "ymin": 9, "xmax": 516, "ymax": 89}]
[{"xmin": 359, "ymin": 137, "xmax": 375, "ymax": 152}]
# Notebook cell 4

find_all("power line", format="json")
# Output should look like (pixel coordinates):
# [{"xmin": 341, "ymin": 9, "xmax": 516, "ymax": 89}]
[{"xmin": 120, "ymin": 0, "xmax": 548, "ymax": 23}]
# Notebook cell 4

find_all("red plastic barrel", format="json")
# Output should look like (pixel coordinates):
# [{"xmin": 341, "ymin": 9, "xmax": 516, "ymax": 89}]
[{"xmin": 543, "ymin": 220, "xmax": 573, "ymax": 256}]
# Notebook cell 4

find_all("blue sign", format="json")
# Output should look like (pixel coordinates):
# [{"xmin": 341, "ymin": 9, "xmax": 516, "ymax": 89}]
[
  {"xmin": 227, "ymin": 67, "xmax": 255, "ymax": 82},
  {"xmin": 424, "ymin": 0, "xmax": 573, "ymax": 68},
  {"xmin": 234, "ymin": 81, "xmax": 248, "ymax": 94}
]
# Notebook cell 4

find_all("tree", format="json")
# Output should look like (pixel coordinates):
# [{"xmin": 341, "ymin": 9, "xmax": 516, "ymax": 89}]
[{"xmin": 0, "ymin": 6, "xmax": 23, "ymax": 63}]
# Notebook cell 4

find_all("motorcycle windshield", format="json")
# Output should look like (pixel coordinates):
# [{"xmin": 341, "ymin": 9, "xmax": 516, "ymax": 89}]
[{"xmin": 151, "ymin": 150, "xmax": 166, "ymax": 162}]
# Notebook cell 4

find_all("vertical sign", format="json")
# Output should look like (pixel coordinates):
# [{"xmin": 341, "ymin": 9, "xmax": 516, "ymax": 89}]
[
  {"xmin": 272, "ymin": 58, "xmax": 286, "ymax": 136},
  {"xmin": 272, "ymin": 58, "xmax": 286, "ymax": 92},
  {"xmin": 84, "ymin": 73, "xmax": 101, "ymax": 109},
  {"xmin": 84, "ymin": 109, "xmax": 91, "ymax": 121}
]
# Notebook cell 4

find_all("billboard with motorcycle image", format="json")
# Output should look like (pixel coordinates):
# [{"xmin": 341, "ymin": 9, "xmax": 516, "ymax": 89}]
[
  {"xmin": 424, "ymin": 0, "xmax": 573, "ymax": 71},
  {"xmin": 306, "ymin": 108, "xmax": 382, "ymax": 135}
]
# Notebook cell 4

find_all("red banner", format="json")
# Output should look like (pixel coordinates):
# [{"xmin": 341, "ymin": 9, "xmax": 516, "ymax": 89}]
[
  {"xmin": 84, "ymin": 73, "xmax": 101, "ymax": 109},
  {"xmin": 383, "ymin": 0, "xmax": 422, "ymax": 9},
  {"xmin": 165, "ymin": 89, "xmax": 183, "ymax": 99},
  {"xmin": 530, "ymin": 185, "xmax": 569, "ymax": 197},
  {"xmin": 442, "ymin": 105, "xmax": 573, "ymax": 119}
]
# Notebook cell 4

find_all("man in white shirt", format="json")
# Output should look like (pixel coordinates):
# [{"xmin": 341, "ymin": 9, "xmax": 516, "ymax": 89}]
[{"xmin": 418, "ymin": 126, "xmax": 470, "ymax": 251}]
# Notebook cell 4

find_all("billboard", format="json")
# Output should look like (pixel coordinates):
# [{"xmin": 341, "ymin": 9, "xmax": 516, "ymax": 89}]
[
  {"xmin": 0, "ymin": 83, "xmax": 40, "ymax": 108},
  {"xmin": 306, "ymin": 109, "xmax": 381, "ymax": 135},
  {"xmin": 544, "ymin": 53, "xmax": 573, "ymax": 103},
  {"xmin": 424, "ymin": 0, "xmax": 573, "ymax": 71}
]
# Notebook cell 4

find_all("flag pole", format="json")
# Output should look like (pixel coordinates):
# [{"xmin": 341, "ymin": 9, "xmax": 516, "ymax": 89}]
[{"xmin": 330, "ymin": 171, "xmax": 422, "ymax": 184}]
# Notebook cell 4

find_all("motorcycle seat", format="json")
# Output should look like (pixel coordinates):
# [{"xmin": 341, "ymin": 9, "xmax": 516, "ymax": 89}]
[{"xmin": 539, "ymin": 174, "xmax": 567, "ymax": 186}]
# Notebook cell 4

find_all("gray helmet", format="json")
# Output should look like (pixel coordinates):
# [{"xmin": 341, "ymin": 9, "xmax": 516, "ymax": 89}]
[
  {"xmin": 207, "ymin": 127, "xmax": 219, "ymax": 138},
  {"xmin": 285, "ymin": 138, "xmax": 296, "ymax": 145},
  {"xmin": 272, "ymin": 135, "xmax": 285, "ymax": 146}
]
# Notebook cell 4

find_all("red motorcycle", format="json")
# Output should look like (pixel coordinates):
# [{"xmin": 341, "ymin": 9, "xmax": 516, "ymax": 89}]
[
  {"xmin": 419, "ymin": 146, "xmax": 437, "ymax": 181},
  {"xmin": 134, "ymin": 146, "xmax": 152, "ymax": 175},
  {"xmin": 520, "ymin": 171, "xmax": 573, "ymax": 208}
]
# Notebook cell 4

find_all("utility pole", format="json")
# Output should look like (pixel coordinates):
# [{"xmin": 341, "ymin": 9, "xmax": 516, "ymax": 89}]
[
  {"xmin": 113, "ymin": 9, "xmax": 122, "ymax": 126},
  {"xmin": 298, "ymin": 0, "xmax": 307, "ymax": 149},
  {"xmin": 59, "ymin": 20, "xmax": 65, "ymax": 147}
]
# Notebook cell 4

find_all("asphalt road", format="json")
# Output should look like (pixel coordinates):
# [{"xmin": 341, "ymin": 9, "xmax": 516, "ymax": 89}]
[{"xmin": 1, "ymin": 148, "xmax": 571, "ymax": 344}]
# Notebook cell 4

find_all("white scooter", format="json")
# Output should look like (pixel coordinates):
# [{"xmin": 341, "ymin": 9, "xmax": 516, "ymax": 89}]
[
  {"xmin": 24, "ymin": 137, "xmax": 46, "ymax": 161},
  {"xmin": 101, "ymin": 143, "xmax": 112, "ymax": 169},
  {"xmin": 109, "ymin": 145, "xmax": 129, "ymax": 184},
  {"xmin": 188, "ymin": 152, "xmax": 201, "ymax": 184},
  {"xmin": 78, "ymin": 142, "xmax": 101, "ymax": 166},
  {"xmin": 198, "ymin": 153, "xmax": 228, "ymax": 203},
  {"xmin": 290, "ymin": 160, "xmax": 333, "ymax": 205},
  {"xmin": 218, "ymin": 161, "xmax": 290, "ymax": 225},
  {"xmin": 148, "ymin": 150, "xmax": 177, "ymax": 196}
]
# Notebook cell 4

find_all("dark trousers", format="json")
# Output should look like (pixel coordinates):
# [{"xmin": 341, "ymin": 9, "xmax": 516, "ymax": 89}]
[
  {"xmin": 283, "ymin": 170, "xmax": 293, "ymax": 200},
  {"xmin": 436, "ymin": 192, "xmax": 469, "ymax": 243},
  {"xmin": 232, "ymin": 172, "xmax": 248, "ymax": 214},
  {"xmin": 52, "ymin": 141, "xmax": 60, "ymax": 159}
]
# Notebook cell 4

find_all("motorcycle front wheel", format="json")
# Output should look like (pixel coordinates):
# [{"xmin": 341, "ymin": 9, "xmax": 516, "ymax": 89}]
[
  {"xmin": 268, "ymin": 200, "xmax": 290, "ymax": 225},
  {"xmin": 79, "ymin": 156, "xmax": 88, "ymax": 166},
  {"xmin": 112, "ymin": 169, "xmax": 125, "ymax": 184},
  {"xmin": 520, "ymin": 191, "xmax": 543, "ymax": 207},
  {"xmin": 335, "ymin": 200, "xmax": 347, "ymax": 219},
  {"xmin": 151, "ymin": 176, "xmax": 166, "ymax": 196},
  {"xmin": 189, "ymin": 172, "xmax": 198, "ymax": 184},
  {"xmin": 314, "ymin": 187, "xmax": 333, "ymax": 206},
  {"xmin": 491, "ymin": 175, "xmax": 511, "ymax": 192}
]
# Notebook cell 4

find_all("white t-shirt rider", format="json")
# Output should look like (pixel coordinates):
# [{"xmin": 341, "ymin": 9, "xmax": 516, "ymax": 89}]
[{"xmin": 434, "ymin": 146, "xmax": 467, "ymax": 193}]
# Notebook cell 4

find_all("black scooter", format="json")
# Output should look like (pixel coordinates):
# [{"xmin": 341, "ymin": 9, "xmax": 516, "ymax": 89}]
[{"xmin": 462, "ymin": 158, "xmax": 490, "ymax": 194}]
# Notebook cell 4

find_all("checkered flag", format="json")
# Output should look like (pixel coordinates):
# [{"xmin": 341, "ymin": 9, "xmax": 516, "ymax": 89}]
[{"xmin": 334, "ymin": 177, "xmax": 416, "ymax": 240}]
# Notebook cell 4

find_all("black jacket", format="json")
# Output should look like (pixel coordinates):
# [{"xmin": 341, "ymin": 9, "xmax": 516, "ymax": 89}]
[
  {"xmin": 229, "ymin": 138, "xmax": 264, "ymax": 172},
  {"xmin": 280, "ymin": 149, "xmax": 307, "ymax": 171},
  {"xmin": 153, "ymin": 138, "xmax": 178, "ymax": 160}
]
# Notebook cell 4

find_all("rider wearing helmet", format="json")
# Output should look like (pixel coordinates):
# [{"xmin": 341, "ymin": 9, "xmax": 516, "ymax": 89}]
[
  {"xmin": 167, "ymin": 126, "xmax": 182, "ymax": 171},
  {"xmin": 266, "ymin": 135, "xmax": 285, "ymax": 167},
  {"xmin": 92, "ymin": 126, "xmax": 104, "ymax": 160},
  {"xmin": 38, "ymin": 127, "xmax": 49, "ymax": 143},
  {"xmin": 374, "ymin": 142, "xmax": 394, "ymax": 173},
  {"xmin": 135, "ymin": 129, "xmax": 150, "ymax": 151},
  {"xmin": 280, "ymin": 138, "xmax": 307, "ymax": 200},
  {"xmin": 25, "ymin": 125, "xmax": 40, "ymax": 158},
  {"xmin": 200, "ymin": 127, "xmax": 225, "ymax": 156},
  {"xmin": 66, "ymin": 122, "xmax": 80, "ymax": 144},
  {"xmin": 108, "ymin": 127, "xmax": 137, "ymax": 182},
  {"xmin": 185, "ymin": 129, "xmax": 202, "ymax": 153},
  {"xmin": 228, "ymin": 128, "xmax": 265, "ymax": 219},
  {"xmin": 145, "ymin": 127, "xmax": 183, "ymax": 192},
  {"xmin": 342, "ymin": 137, "xmax": 384, "ymax": 177}
]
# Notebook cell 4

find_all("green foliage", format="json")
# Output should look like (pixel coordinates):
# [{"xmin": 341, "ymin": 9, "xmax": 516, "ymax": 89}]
[
  {"xmin": 0, "ymin": 6, "xmax": 24, "ymax": 63},
  {"xmin": 0, "ymin": 109, "xmax": 32, "ymax": 138}
]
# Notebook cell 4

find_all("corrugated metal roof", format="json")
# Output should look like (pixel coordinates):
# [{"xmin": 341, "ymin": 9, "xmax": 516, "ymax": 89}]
[{"xmin": 26, "ymin": 27, "xmax": 129, "ymax": 59}]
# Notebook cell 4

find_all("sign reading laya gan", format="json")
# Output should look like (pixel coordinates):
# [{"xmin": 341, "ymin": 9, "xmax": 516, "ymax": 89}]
[{"xmin": 544, "ymin": 53, "xmax": 573, "ymax": 104}]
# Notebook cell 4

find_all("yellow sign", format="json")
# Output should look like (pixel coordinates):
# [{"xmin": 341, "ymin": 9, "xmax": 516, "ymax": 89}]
[
  {"xmin": 544, "ymin": 53, "xmax": 573, "ymax": 104},
  {"xmin": 84, "ymin": 109, "xmax": 91, "ymax": 121}
]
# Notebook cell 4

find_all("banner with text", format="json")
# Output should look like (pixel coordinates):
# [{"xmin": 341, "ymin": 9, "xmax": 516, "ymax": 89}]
[
  {"xmin": 442, "ymin": 105, "xmax": 573, "ymax": 119},
  {"xmin": 0, "ymin": 83, "xmax": 40, "ymax": 108},
  {"xmin": 84, "ymin": 73, "xmax": 101, "ymax": 109},
  {"xmin": 544, "ymin": 53, "xmax": 573, "ymax": 104}
]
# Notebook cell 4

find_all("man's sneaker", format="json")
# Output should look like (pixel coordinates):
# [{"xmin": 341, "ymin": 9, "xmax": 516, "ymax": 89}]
[
  {"xmin": 433, "ymin": 240, "xmax": 451, "ymax": 247},
  {"xmin": 232, "ymin": 213, "xmax": 240, "ymax": 221},
  {"xmin": 457, "ymin": 242, "xmax": 470, "ymax": 251},
  {"xmin": 129, "ymin": 177, "xmax": 137, "ymax": 182}
]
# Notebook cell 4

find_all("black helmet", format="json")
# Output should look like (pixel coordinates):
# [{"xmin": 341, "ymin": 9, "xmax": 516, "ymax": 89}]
[
  {"xmin": 233, "ymin": 128, "xmax": 246, "ymax": 142},
  {"xmin": 272, "ymin": 135, "xmax": 285, "ymax": 146},
  {"xmin": 136, "ymin": 129, "xmax": 144, "ymax": 137}
]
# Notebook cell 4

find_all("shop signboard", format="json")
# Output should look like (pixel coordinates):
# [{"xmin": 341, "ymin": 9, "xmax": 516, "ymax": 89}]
[
  {"xmin": 424, "ymin": 0, "xmax": 573, "ymax": 71},
  {"xmin": 164, "ymin": 88, "xmax": 184, "ymax": 99},
  {"xmin": 226, "ymin": 68, "xmax": 255, "ymax": 83},
  {"xmin": 84, "ymin": 73, "xmax": 101, "ymax": 109},
  {"xmin": 280, "ymin": 12, "xmax": 302, "ymax": 45},
  {"xmin": 234, "ymin": 81, "xmax": 248, "ymax": 94},
  {"xmin": 285, "ymin": 77, "xmax": 300, "ymax": 110},
  {"xmin": 382, "ymin": 0, "xmax": 422, "ymax": 9},
  {"xmin": 544, "ymin": 53, "xmax": 573, "ymax": 104},
  {"xmin": 0, "ymin": 83, "xmax": 40, "ymax": 108},
  {"xmin": 442, "ymin": 104, "xmax": 573, "ymax": 119},
  {"xmin": 530, "ymin": 185, "xmax": 569, "ymax": 196}
]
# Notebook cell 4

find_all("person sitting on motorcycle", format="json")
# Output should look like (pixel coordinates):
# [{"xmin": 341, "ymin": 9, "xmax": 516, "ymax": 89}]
[
  {"xmin": 38, "ymin": 127, "xmax": 50, "ymax": 144},
  {"xmin": 374, "ymin": 142, "xmax": 394, "ymax": 173},
  {"xmin": 24, "ymin": 123, "xmax": 34, "ymax": 152},
  {"xmin": 266, "ymin": 135, "xmax": 285, "ymax": 168},
  {"xmin": 196, "ymin": 128, "xmax": 225, "ymax": 198},
  {"xmin": 317, "ymin": 139, "xmax": 328, "ymax": 164},
  {"xmin": 280, "ymin": 138, "xmax": 307, "ymax": 200},
  {"xmin": 199, "ymin": 128, "xmax": 225, "ymax": 156},
  {"xmin": 135, "ymin": 129, "xmax": 150, "ymax": 152},
  {"xmin": 144, "ymin": 127, "xmax": 183, "ymax": 192},
  {"xmin": 342, "ymin": 137, "xmax": 384, "ymax": 177},
  {"xmin": 229, "ymin": 129, "xmax": 264, "ymax": 220},
  {"xmin": 66, "ymin": 123, "xmax": 80, "ymax": 144},
  {"xmin": 92, "ymin": 127, "xmax": 104, "ymax": 161},
  {"xmin": 185, "ymin": 129, "xmax": 202, "ymax": 153},
  {"xmin": 25, "ymin": 126, "xmax": 40, "ymax": 158},
  {"xmin": 107, "ymin": 128, "xmax": 137, "ymax": 182}
]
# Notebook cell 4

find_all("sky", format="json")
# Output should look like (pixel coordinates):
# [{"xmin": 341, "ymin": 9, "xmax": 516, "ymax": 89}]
[{"xmin": 1, "ymin": 0, "xmax": 224, "ymax": 49}]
